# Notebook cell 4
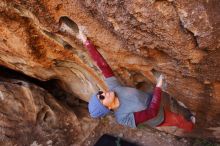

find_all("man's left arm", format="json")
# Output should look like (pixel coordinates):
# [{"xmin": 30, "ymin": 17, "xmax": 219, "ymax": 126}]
[
  {"xmin": 134, "ymin": 75, "xmax": 164, "ymax": 125},
  {"xmin": 134, "ymin": 87, "xmax": 162, "ymax": 125}
]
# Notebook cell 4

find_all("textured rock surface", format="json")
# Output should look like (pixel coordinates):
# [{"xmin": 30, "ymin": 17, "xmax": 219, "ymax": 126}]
[
  {"xmin": 0, "ymin": 78, "xmax": 88, "ymax": 145},
  {"xmin": 0, "ymin": 0, "xmax": 219, "ymax": 142}
]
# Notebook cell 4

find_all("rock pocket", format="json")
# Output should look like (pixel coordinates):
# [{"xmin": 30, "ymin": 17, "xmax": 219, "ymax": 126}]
[{"xmin": 59, "ymin": 16, "xmax": 79, "ymax": 36}]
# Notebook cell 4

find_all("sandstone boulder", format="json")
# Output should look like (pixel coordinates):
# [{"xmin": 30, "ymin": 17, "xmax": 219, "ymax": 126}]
[{"xmin": 0, "ymin": 0, "xmax": 219, "ymax": 141}]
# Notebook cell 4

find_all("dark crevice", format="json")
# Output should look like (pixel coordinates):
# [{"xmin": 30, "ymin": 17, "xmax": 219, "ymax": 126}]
[
  {"xmin": 59, "ymin": 16, "xmax": 79, "ymax": 35},
  {"xmin": 0, "ymin": 65, "xmax": 64, "ymax": 100},
  {"xmin": 0, "ymin": 65, "xmax": 86, "ymax": 107},
  {"xmin": 136, "ymin": 81, "xmax": 154, "ymax": 93},
  {"xmin": 151, "ymin": 69, "xmax": 161, "ymax": 80}
]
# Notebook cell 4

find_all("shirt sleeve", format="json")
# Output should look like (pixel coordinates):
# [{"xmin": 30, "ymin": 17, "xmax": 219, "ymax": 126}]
[
  {"xmin": 84, "ymin": 40, "xmax": 114, "ymax": 78},
  {"xmin": 104, "ymin": 76, "xmax": 122, "ymax": 90},
  {"xmin": 134, "ymin": 87, "xmax": 162, "ymax": 125}
]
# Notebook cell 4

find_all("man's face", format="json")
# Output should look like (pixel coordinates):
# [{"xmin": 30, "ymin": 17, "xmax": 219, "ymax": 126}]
[{"xmin": 97, "ymin": 91, "xmax": 116, "ymax": 108}]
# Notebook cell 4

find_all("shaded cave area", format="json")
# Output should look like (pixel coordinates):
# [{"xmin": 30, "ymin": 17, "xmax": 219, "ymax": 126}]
[{"xmin": 0, "ymin": 65, "xmax": 88, "ymax": 115}]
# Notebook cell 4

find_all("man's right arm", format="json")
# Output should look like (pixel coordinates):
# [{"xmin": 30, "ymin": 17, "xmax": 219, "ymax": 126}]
[
  {"xmin": 84, "ymin": 40, "xmax": 114, "ymax": 78},
  {"xmin": 78, "ymin": 31, "xmax": 114, "ymax": 78}
]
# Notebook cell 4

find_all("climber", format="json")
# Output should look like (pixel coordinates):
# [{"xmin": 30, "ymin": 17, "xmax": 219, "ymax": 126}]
[{"xmin": 76, "ymin": 29, "xmax": 195, "ymax": 132}]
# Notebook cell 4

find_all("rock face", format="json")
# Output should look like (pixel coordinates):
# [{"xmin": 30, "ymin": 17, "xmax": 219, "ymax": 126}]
[
  {"xmin": 0, "ymin": 78, "xmax": 85, "ymax": 145},
  {"xmin": 0, "ymin": 0, "xmax": 219, "ymax": 142}
]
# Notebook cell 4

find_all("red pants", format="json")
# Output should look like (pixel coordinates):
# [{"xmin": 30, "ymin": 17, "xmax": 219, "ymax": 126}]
[{"xmin": 157, "ymin": 108, "xmax": 194, "ymax": 132}]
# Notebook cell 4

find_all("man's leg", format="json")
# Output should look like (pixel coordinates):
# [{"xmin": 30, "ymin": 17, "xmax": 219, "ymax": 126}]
[
  {"xmin": 157, "ymin": 108, "xmax": 194, "ymax": 132},
  {"xmin": 161, "ymin": 92, "xmax": 194, "ymax": 122},
  {"xmin": 170, "ymin": 97, "xmax": 194, "ymax": 121}
]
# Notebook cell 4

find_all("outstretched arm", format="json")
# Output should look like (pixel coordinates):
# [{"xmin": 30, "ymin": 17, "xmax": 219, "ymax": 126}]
[
  {"xmin": 78, "ymin": 31, "xmax": 114, "ymax": 78},
  {"xmin": 84, "ymin": 40, "xmax": 114, "ymax": 78},
  {"xmin": 134, "ymin": 75, "xmax": 163, "ymax": 125}
]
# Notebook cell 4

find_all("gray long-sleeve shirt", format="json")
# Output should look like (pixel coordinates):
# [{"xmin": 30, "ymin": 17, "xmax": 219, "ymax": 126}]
[{"xmin": 105, "ymin": 77, "xmax": 164, "ymax": 128}]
